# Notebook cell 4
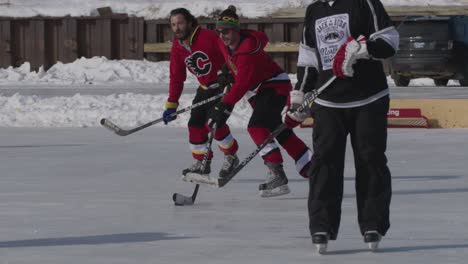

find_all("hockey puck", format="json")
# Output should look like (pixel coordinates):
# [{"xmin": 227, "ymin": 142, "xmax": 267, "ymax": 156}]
[{"xmin": 172, "ymin": 193, "xmax": 185, "ymax": 206}]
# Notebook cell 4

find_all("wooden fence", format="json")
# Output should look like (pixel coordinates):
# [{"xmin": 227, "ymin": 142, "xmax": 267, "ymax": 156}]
[
  {"xmin": 0, "ymin": 16, "xmax": 144, "ymax": 71},
  {"xmin": 145, "ymin": 17, "xmax": 304, "ymax": 73},
  {"xmin": 1, "ymin": 5, "xmax": 467, "ymax": 73}
]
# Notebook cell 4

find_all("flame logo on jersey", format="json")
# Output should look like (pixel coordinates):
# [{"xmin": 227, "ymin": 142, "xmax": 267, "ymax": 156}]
[{"xmin": 185, "ymin": 51, "xmax": 212, "ymax": 77}]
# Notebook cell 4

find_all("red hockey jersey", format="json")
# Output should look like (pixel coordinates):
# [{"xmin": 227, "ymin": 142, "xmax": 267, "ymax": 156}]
[
  {"xmin": 217, "ymin": 29, "xmax": 291, "ymax": 106},
  {"xmin": 167, "ymin": 26, "xmax": 225, "ymax": 103}
]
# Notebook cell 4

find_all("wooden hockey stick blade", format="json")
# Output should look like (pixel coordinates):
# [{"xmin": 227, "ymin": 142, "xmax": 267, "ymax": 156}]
[
  {"xmin": 100, "ymin": 118, "xmax": 131, "ymax": 136},
  {"xmin": 181, "ymin": 173, "xmax": 219, "ymax": 187}
]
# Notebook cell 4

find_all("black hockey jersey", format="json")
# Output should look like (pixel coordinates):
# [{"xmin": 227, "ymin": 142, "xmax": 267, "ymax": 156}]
[{"xmin": 296, "ymin": 0, "xmax": 399, "ymax": 107}]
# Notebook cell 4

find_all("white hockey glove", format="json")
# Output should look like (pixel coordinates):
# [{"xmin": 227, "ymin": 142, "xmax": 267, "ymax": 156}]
[
  {"xmin": 332, "ymin": 35, "xmax": 369, "ymax": 78},
  {"xmin": 282, "ymin": 90, "xmax": 309, "ymax": 128},
  {"xmin": 289, "ymin": 90, "xmax": 304, "ymax": 111}
]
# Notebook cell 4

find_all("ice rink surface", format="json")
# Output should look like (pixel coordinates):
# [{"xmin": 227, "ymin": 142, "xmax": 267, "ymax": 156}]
[{"xmin": 1, "ymin": 127, "xmax": 467, "ymax": 263}]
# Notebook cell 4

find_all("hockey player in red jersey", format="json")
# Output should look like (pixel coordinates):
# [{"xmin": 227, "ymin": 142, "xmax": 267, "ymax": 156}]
[
  {"xmin": 163, "ymin": 8, "xmax": 239, "ymax": 179},
  {"xmin": 207, "ymin": 6, "xmax": 313, "ymax": 197}
]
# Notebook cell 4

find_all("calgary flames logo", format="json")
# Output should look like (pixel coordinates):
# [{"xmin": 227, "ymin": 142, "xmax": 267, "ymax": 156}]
[{"xmin": 185, "ymin": 51, "xmax": 212, "ymax": 77}]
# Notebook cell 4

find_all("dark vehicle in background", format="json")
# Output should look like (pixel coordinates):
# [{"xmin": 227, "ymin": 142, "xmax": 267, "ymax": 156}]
[{"xmin": 389, "ymin": 16, "xmax": 468, "ymax": 86}]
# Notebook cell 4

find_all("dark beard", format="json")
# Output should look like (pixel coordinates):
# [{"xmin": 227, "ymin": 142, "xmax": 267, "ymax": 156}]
[{"xmin": 176, "ymin": 28, "xmax": 193, "ymax": 41}]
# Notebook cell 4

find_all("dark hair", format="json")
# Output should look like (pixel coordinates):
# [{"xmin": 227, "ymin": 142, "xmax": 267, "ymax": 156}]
[
  {"xmin": 169, "ymin": 8, "xmax": 197, "ymax": 25},
  {"xmin": 219, "ymin": 5, "xmax": 238, "ymax": 20}
]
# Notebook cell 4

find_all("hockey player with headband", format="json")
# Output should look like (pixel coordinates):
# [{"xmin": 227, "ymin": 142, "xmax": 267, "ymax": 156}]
[
  {"xmin": 283, "ymin": 0, "xmax": 399, "ymax": 253},
  {"xmin": 163, "ymin": 8, "xmax": 240, "ymax": 180},
  {"xmin": 207, "ymin": 5, "xmax": 313, "ymax": 197}
]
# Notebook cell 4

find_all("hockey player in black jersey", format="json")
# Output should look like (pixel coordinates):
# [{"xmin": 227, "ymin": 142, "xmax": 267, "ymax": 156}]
[{"xmin": 282, "ymin": 0, "xmax": 399, "ymax": 254}]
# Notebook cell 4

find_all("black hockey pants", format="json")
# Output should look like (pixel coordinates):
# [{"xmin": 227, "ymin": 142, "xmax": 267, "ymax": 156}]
[{"xmin": 308, "ymin": 95, "xmax": 392, "ymax": 240}]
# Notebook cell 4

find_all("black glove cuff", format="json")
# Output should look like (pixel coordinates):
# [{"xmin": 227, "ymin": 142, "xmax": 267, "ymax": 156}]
[{"xmin": 219, "ymin": 102, "xmax": 233, "ymax": 114}]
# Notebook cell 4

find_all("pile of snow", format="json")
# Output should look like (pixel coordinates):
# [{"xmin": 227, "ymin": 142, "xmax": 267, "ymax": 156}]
[
  {"xmin": 0, "ymin": 56, "xmax": 460, "ymax": 128},
  {"xmin": 0, "ymin": 57, "xmax": 197, "ymax": 85},
  {"xmin": 0, "ymin": 92, "xmax": 252, "ymax": 128},
  {"xmin": 0, "ymin": 56, "xmax": 454, "ymax": 87},
  {"xmin": 0, "ymin": 57, "xmax": 250, "ymax": 128},
  {"xmin": 0, "ymin": 0, "xmax": 466, "ymax": 19}
]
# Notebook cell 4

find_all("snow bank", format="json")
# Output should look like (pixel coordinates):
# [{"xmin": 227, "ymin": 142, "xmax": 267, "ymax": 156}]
[
  {"xmin": 0, "ymin": 92, "xmax": 253, "ymax": 128},
  {"xmin": 0, "ymin": 57, "xmax": 197, "ymax": 85},
  {"xmin": 0, "ymin": 56, "xmax": 460, "ymax": 128},
  {"xmin": 0, "ymin": 0, "xmax": 466, "ymax": 19}
]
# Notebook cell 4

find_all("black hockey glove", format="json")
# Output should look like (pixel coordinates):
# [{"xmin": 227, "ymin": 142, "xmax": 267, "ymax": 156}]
[
  {"xmin": 162, "ymin": 101, "xmax": 178, "ymax": 125},
  {"xmin": 217, "ymin": 65, "xmax": 234, "ymax": 90},
  {"xmin": 207, "ymin": 102, "xmax": 233, "ymax": 129}
]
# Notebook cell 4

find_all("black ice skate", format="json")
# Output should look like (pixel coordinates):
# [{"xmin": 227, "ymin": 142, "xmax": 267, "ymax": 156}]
[
  {"xmin": 364, "ymin": 230, "xmax": 382, "ymax": 251},
  {"xmin": 182, "ymin": 160, "xmax": 217, "ymax": 185},
  {"xmin": 258, "ymin": 162, "xmax": 290, "ymax": 197},
  {"xmin": 312, "ymin": 232, "xmax": 329, "ymax": 254},
  {"xmin": 219, "ymin": 154, "xmax": 239, "ymax": 179}
]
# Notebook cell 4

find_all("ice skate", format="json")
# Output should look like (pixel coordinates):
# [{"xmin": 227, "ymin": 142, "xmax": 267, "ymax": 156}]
[
  {"xmin": 182, "ymin": 160, "xmax": 217, "ymax": 185},
  {"xmin": 258, "ymin": 162, "xmax": 290, "ymax": 197},
  {"xmin": 312, "ymin": 232, "xmax": 329, "ymax": 254},
  {"xmin": 182, "ymin": 159, "xmax": 211, "ymax": 176},
  {"xmin": 364, "ymin": 230, "xmax": 382, "ymax": 251},
  {"xmin": 219, "ymin": 154, "xmax": 239, "ymax": 179}
]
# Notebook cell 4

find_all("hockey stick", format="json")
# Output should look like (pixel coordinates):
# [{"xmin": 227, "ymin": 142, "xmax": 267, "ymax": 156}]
[
  {"xmin": 100, "ymin": 92, "xmax": 224, "ymax": 136},
  {"xmin": 172, "ymin": 184, "xmax": 200, "ymax": 206},
  {"xmin": 173, "ymin": 123, "xmax": 217, "ymax": 206},
  {"xmin": 217, "ymin": 76, "xmax": 337, "ymax": 187}
]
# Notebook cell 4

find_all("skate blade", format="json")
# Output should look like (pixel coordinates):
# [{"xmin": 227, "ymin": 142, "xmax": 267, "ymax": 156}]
[
  {"xmin": 259, "ymin": 184, "xmax": 290, "ymax": 197},
  {"xmin": 181, "ymin": 173, "xmax": 219, "ymax": 187},
  {"xmin": 315, "ymin": 243, "xmax": 327, "ymax": 254},
  {"xmin": 368, "ymin": 242, "xmax": 379, "ymax": 251}
]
